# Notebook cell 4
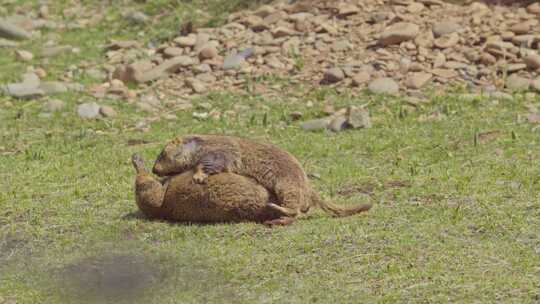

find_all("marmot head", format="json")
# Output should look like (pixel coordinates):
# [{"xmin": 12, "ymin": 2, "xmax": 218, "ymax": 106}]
[{"xmin": 152, "ymin": 135, "xmax": 202, "ymax": 176}]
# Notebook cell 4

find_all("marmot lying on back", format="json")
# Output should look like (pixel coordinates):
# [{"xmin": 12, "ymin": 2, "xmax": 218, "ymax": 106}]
[
  {"xmin": 151, "ymin": 134, "xmax": 372, "ymax": 218},
  {"xmin": 132, "ymin": 153, "xmax": 293, "ymax": 226}
]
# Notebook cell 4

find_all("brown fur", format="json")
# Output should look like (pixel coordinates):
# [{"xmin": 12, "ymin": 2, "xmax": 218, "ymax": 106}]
[
  {"xmin": 151, "ymin": 134, "xmax": 373, "ymax": 218},
  {"xmin": 132, "ymin": 153, "xmax": 293, "ymax": 226}
]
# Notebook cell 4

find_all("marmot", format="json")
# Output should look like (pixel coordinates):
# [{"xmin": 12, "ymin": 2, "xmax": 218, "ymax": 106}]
[
  {"xmin": 151, "ymin": 134, "xmax": 372, "ymax": 218},
  {"xmin": 132, "ymin": 153, "xmax": 294, "ymax": 226}
]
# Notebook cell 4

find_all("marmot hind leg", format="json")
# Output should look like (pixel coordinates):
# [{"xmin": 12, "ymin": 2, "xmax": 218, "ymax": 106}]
[
  {"xmin": 132, "ymin": 153, "xmax": 167, "ymax": 208},
  {"xmin": 263, "ymin": 216, "xmax": 296, "ymax": 227},
  {"xmin": 273, "ymin": 182, "xmax": 311, "ymax": 218}
]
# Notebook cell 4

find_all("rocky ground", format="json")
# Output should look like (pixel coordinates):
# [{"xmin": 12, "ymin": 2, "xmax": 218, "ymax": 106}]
[{"xmin": 1, "ymin": 0, "xmax": 540, "ymax": 131}]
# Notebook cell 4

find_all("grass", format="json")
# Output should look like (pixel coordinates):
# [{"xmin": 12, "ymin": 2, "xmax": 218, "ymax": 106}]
[{"xmin": 2, "ymin": 1, "xmax": 540, "ymax": 303}]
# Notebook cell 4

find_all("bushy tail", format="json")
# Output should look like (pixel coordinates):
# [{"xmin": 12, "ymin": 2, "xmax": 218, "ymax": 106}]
[{"xmin": 310, "ymin": 190, "xmax": 372, "ymax": 217}]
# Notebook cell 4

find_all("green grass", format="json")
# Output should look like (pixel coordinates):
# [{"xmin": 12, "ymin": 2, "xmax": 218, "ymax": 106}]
[{"xmin": 2, "ymin": 1, "xmax": 540, "ymax": 303}]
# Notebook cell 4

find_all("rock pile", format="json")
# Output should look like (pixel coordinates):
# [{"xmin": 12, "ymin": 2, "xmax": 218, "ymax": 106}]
[{"xmin": 105, "ymin": 0, "xmax": 540, "ymax": 97}]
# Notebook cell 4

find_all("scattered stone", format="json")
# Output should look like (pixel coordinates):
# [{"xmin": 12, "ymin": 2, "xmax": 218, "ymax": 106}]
[
  {"xmin": 163, "ymin": 47, "xmax": 183, "ymax": 58},
  {"xmin": 337, "ymin": 4, "xmax": 360, "ymax": 18},
  {"xmin": 4, "ymin": 82, "xmax": 43, "ymax": 98},
  {"xmin": 77, "ymin": 102, "xmax": 101, "ymax": 119},
  {"xmin": 346, "ymin": 106, "xmax": 371, "ymax": 129},
  {"xmin": 352, "ymin": 72, "xmax": 371, "ymax": 86},
  {"xmin": 505, "ymin": 74, "xmax": 531, "ymax": 91},
  {"xmin": 523, "ymin": 54, "xmax": 540, "ymax": 70},
  {"xmin": 432, "ymin": 21, "xmax": 461, "ymax": 37},
  {"xmin": 272, "ymin": 27, "xmax": 296, "ymax": 38},
  {"xmin": 198, "ymin": 45, "xmax": 218, "ymax": 60},
  {"xmin": 126, "ymin": 11, "xmax": 149, "ymax": 24},
  {"xmin": 39, "ymin": 81, "xmax": 68, "ymax": 94},
  {"xmin": 185, "ymin": 78, "xmax": 207, "ymax": 94},
  {"xmin": 431, "ymin": 68, "xmax": 458, "ymax": 78},
  {"xmin": 174, "ymin": 34, "xmax": 197, "ymax": 47},
  {"xmin": 434, "ymin": 32, "xmax": 459, "ymax": 49},
  {"xmin": 15, "ymin": 50, "xmax": 33, "ymax": 61},
  {"xmin": 0, "ymin": 38, "xmax": 18, "ymax": 48},
  {"xmin": 223, "ymin": 48, "xmax": 253, "ymax": 70},
  {"xmin": 99, "ymin": 105, "xmax": 117, "ymax": 117},
  {"xmin": 378, "ymin": 22, "xmax": 419, "ymax": 46},
  {"xmin": 368, "ymin": 77, "xmax": 399, "ymax": 95},
  {"xmin": 509, "ymin": 22, "xmax": 531, "ymax": 35},
  {"xmin": 300, "ymin": 118, "xmax": 331, "ymax": 131},
  {"xmin": 527, "ymin": 2, "xmax": 540, "ymax": 14},
  {"xmin": 405, "ymin": 72, "xmax": 432, "ymax": 89},
  {"xmin": 44, "ymin": 99, "xmax": 65, "ymax": 112},
  {"xmin": 131, "ymin": 56, "xmax": 193, "ymax": 83},
  {"xmin": 322, "ymin": 68, "xmax": 345, "ymax": 84},
  {"xmin": 3, "ymin": 72, "xmax": 43, "ymax": 98},
  {"xmin": 0, "ymin": 19, "xmax": 31, "ymax": 40}
]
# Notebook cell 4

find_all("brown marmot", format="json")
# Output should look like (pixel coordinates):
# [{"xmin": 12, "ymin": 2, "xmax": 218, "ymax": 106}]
[
  {"xmin": 151, "ymin": 134, "xmax": 372, "ymax": 218},
  {"xmin": 132, "ymin": 153, "xmax": 294, "ymax": 226}
]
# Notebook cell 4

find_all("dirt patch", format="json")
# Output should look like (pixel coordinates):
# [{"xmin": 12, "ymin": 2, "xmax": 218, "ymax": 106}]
[
  {"xmin": 55, "ymin": 253, "xmax": 164, "ymax": 304},
  {"xmin": 337, "ymin": 181, "xmax": 377, "ymax": 197},
  {"xmin": 0, "ymin": 232, "xmax": 30, "ymax": 270},
  {"xmin": 53, "ymin": 250, "xmax": 240, "ymax": 304},
  {"xmin": 338, "ymin": 180, "xmax": 411, "ymax": 197}
]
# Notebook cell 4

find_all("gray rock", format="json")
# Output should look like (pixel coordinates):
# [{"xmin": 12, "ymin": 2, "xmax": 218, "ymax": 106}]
[
  {"xmin": 4, "ymin": 82, "xmax": 44, "ymax": 98},
  {"xmin": 0, "ymin": 38, "xmax": 18, "ymax": 48},
  {"xmin": 223, "ymin": 48, "xmax": 254, "ymax": 70},
  {"xmin": 77, "ymin": 102, "xmax": 101, "ymax": 119},
  {"xmin": 132, "ymin": 56, "xmax": 194, "ymax": 83},
  {"xmin": 505, "ymin": 74, "xmax": 531, "ymax": 91},
  {"xmin": 21, "ymin": 72, "xmax": 40, "ymax": 87},
  {"xmin": 44, "ymin": 99, "xmax": 65, "ymax": 112},
  {"xmin": 432, "ymin": 21, "xmax": 461, "ymax": 37},
  {"xmin": 329, "ymin": 115, "xmax": 347, "ymax": 132},
  {"xmin": 346, "ymin": 107, "xmax": 372, "ymax": 129},
  {"xmin": 0, "ymin": 19, "xmax": 31, "ymax": 40},
  {"xmin": 3, "ymin": 72, "xmax": 43, "ymax": 98},
  {"xmin": 65, "ymin": 83, "xmax": 84, "ymax": 92},
  {"xmin": 323, "ymin": 68, "xmax": 345, "ymax": 84},
  {"xmin": 300, "ymin": 118, "xmax": 331, "ymax": 131},
  {"xmin": 127, "ymin": 11, "xmax": 149, "ymax": 24},
  {"xmin": 15, "ymin": 50, "xmax": 33, "ymax": 61},
  {"xmin": 39, "ymin": 81, "xmax": 68, "ymax": 94},
  {"xmin": 368, "ymin": 77, "xmax": 399, "ymax": 94}
]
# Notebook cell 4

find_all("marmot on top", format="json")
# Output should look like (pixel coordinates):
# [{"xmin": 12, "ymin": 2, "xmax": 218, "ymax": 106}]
[
  {"xmin": 132, "ymin": 153, "xmax": 294, "ymax": 226},
  {"xmin": 151, "ymin": 134, "xmax": 372, "ymax": 218}
]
